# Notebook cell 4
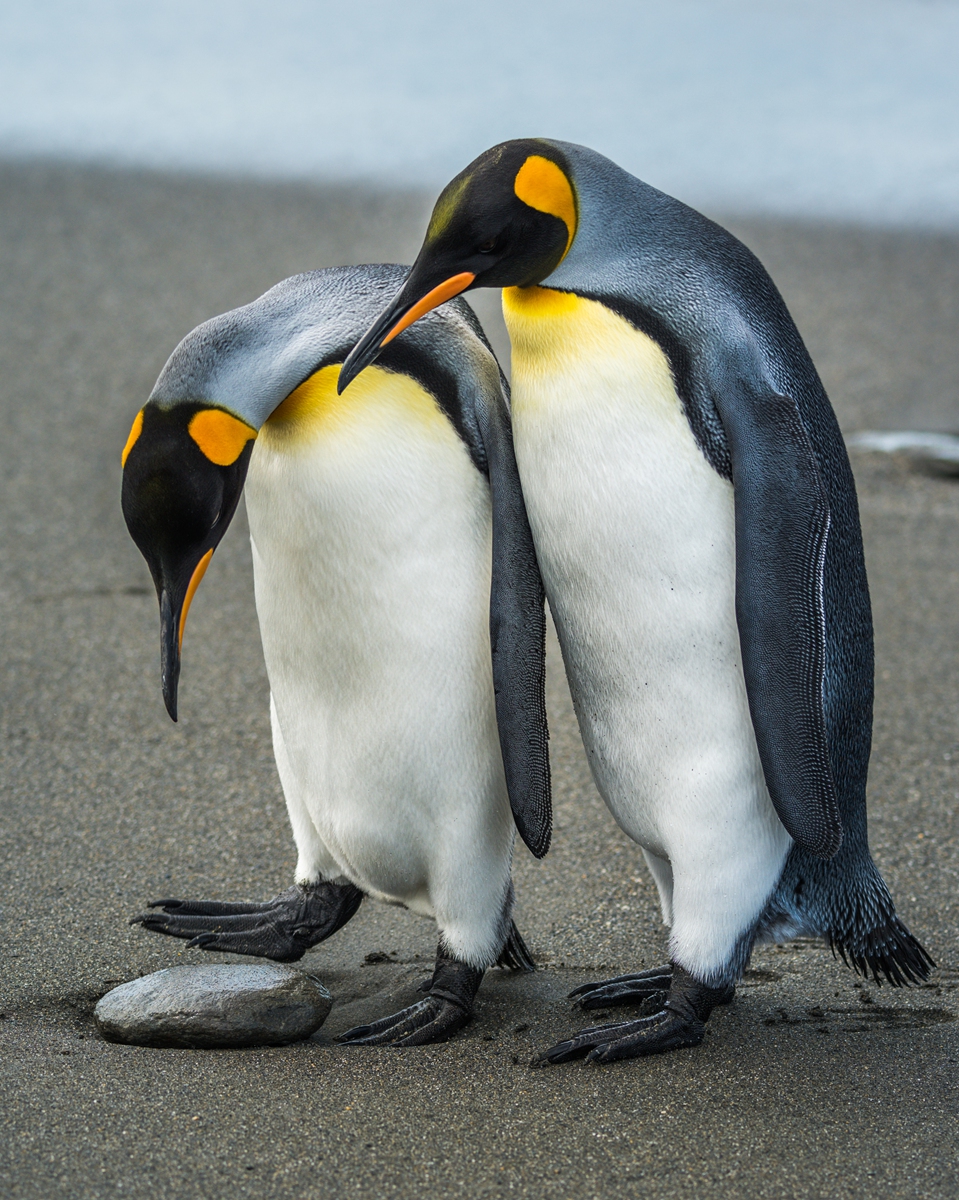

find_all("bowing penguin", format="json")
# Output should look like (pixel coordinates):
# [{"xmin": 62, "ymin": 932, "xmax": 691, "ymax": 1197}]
[
  {"xmin": 121, "ymin": 264, "xmax": 550, "ymax": 1046},
  {"xmin": 339, "ymin": 140, "xmax": 934, "ymax": 1063}
]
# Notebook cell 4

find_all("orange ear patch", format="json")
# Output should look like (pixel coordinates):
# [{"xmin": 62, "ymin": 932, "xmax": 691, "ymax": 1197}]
[
  {"xmin": 514, "ymin": 156, "xmax": 577, "ymax": 255},
  {"xmin": 121, "ymin": 409, "xmax": 144, "ymax": 467},
  {"xmin": 188, "ymin": 409, "xmax": 257, "ymax": 466}
]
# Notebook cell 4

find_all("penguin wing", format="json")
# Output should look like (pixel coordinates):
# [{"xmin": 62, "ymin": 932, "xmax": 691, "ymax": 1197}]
[
  {"xmin": 714, "ymin": 369, "xmax": 842, "ymax": 860},
  {"xmin": 476, "ymin": 385, "xmax": 552, "ymax": 859}
]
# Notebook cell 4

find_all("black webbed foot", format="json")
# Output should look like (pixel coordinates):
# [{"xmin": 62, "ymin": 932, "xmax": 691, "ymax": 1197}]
[
  {"xmin": 130, "ymin": 880, "xmax": 363, "ymax": 962},
  {"xmin": 339, "ymin": 943, "xmax": 483, "ymax": 1047},
  {"xmin": 337, "ymin": 995, "xmax": 472, "ymax": 1047},
  {"xmin": 534, "ymin": 1010, "xmax": 706, "ymax": 1064},
  {"xmin": 534, "ymin": 963, "xmax": 735, "ymax": 1066},
  {"xmin": 568, "ymin": 964, "xmax": 672, "ymax": 1010}
]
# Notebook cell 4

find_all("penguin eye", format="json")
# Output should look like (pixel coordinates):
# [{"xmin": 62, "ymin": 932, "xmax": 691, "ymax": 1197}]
[{"xmin": 476, "ymin": 238, "xmax": 498, "ymax": 254}]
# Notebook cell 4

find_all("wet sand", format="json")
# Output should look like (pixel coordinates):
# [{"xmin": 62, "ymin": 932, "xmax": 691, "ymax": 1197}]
[{"xmin": 1, "ymin": 160, "xmax": 957, "ymax": 1199}]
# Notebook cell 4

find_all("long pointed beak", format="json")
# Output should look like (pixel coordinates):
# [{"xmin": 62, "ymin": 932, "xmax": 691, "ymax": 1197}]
[
  {"xmin": 159, "ymin": 549, "xmax": 213, "ymax": 722},
  {"xmin": 160, "ymin": 588, "xmax": 180, "ymax": 722},
  {"xmin": 338, "ymin": 271, "xmax": 475, "ymax": 395}
]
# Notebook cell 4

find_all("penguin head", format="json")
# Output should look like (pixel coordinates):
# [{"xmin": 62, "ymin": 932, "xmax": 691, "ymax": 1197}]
[
  {"xmin": 338, "ymin": 139, "xmax": 577, "ymax": 392},
  {"xmin": 121, "ymin": 400, "xmax": 256, "ymax": 721},
  {"xmin": 122, "ymin": 262, "xmax": 497, "ymax": 722}
]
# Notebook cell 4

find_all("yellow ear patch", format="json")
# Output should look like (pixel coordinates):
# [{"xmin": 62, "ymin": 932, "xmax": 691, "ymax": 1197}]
[
  {"xmin": 188, "ymin": 409, "xmax": 257, "ymax": 466},
  {"xmin": 121, "ymin": 409, "xmax": 144, "ymax": 467},
  {"xmin": 514, "ymin": 156, "xmax": 577, "ymax": 255}
]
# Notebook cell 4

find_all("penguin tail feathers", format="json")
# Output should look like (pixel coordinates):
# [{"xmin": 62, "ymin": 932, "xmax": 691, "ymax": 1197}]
[
  {"xmin": 829, "ymin": 916, "xmax": 935, "ymax": 988},
  {"xmin": 495, "ymin": 920, "xmax": 536, "ymax": 972}
]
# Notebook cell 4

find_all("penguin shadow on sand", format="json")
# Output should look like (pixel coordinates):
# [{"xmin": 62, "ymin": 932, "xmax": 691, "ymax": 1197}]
[{"xmin": 738, "ymin": 945, "xmax": 956, "ymax": 1040}]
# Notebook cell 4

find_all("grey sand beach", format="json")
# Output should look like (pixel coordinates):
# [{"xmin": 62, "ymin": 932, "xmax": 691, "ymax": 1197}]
[{"xmin": 0, "ymin": 161, "xmax": 957, "ymax": 1199}]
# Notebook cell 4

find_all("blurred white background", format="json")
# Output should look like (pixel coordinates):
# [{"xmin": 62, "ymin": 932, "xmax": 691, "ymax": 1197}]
[{"xmin": 1, "ymin": 0, "xmax": 957, "ymax": 224}]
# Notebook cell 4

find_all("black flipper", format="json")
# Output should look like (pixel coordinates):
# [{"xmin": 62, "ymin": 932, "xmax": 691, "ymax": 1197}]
[
  {"xmin": 475, "ymin": 374, "xmax": 552, "ymax": 859},
  {"xmin": 339, "ymin": 943, "xmax": 483, "ymax": 1047},
  {"xmin": 714, "ymin": 366, "xmax": 841, "ymax": 860},
  {"xmin": 131, "ymin": 881, "xmax": 363, "ymax": 962},
  {"xmin": 370, "ymin": 305, "xmax": 550, "ymax": 858}
]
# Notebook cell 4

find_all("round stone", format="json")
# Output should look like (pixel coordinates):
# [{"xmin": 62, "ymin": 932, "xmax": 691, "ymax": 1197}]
[{"xmin": 94, "ymin": 963, "xmax": 332, "ymax": 1048}]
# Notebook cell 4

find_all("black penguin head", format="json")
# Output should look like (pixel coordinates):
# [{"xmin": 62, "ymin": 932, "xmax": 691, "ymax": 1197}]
[
  {"xmin": 420, "ymin": 140, "xmax": 577, "ymax": 290},
  {"xmin": 338, "ymin": 139, "xmax": 577, "ymax": 392},
  {"xmin": 120, "ymin": 402, "xmax": 256, "ymax": 720}
]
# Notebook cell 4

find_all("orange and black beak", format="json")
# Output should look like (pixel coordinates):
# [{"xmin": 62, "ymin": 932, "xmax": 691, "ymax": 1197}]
[
  {"xmin": 341, "ymin": 141, "xmax": 578, "ymax": 394},
  {"xmin": 121, "ymin": 403, "xmax": 254, "ymax": 721},
  {"xmin": 337, "ymin": 268, "xmax": 475, "ymax": 394},
  {"xmin": 155, "ymin": 549, "xmax": 214, "ymax": 721}
]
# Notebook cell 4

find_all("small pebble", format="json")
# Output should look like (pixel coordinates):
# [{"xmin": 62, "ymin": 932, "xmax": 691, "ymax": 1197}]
[{"xmin": 94, "ymin": 964, "xmax": 332, "ymax": 1048}]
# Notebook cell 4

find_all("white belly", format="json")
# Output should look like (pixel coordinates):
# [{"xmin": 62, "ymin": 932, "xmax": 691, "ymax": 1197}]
[
  {"xmin": 244, "ymin": 364, "xmax": 514, "ymax": 965},
  {"xmin": 504, "ymin": 287, "xmax": 790, "ymax": 977}
]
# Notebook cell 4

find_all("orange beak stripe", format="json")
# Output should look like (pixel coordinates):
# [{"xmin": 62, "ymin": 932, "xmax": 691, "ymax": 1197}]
[
  {"xmin": 380, "ymin": 272, "xmax": 475, "ymax": 347},
  {"xmin": 179, "ymin": 549, "xmax": 213, "ymax": 651}
]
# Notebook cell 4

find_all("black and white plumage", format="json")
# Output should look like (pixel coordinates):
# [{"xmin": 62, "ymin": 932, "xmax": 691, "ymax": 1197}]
[
  {"xmin": 339, "ymin": 140, "xmax": 934, "ymax": 1062},
  {"xmin": 121, "ymin": 264, "xmax": 550, "ymax": 1046}
]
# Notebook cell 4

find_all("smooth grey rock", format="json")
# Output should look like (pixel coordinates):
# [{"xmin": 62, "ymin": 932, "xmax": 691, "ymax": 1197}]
[
  {"xmin": 94, "ymin": 964, "xmax": 332, "ymax": 1048},
  {"xmin": 847, "ymin": 430, "xmax": 959, "ymax": 475}
]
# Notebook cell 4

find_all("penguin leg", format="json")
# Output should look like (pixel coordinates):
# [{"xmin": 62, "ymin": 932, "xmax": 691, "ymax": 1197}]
[
  {"xmin": 533, "ymin": 964, "xmax": 734, "ymax": 1066},
  {"xmin": 130, "ymin": 880, "xmax": 364, "ymax": 963},
  {"xmin": 338, "ymin": 941, "xmax": 483, "ymax": 1047}
]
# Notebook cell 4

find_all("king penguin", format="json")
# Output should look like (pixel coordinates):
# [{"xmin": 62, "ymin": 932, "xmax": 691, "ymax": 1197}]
[
  {"xmin": 121, "ymin": 263, "xmax": 550, "ymax": 1046},
  {"xmin": 338, "ymin": 139, "xmax": 935, "ymax": 1063}
]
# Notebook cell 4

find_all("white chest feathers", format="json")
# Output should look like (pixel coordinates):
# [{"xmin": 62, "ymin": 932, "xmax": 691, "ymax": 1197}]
[
  {"xmin": 502, "ymin": 287, "xmax": 786, "ymax": 870},
  {"xmin": 243, "ymin": 365, "xmax": 514, "ymax": 963}
]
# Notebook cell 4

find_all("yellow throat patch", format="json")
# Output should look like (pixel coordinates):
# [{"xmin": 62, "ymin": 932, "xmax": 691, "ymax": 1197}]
[
  {"xmin": 503, "ymin": 286, "xmax": 678, "ymax": 419},
  {"xmin": 262, "ymin": 363, "xmax": 447, "ymax": 447}
]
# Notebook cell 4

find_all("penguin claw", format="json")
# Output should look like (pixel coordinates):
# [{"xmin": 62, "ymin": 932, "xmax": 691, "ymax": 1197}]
[
  {"xmin": 338, "ymin": 997, "xmax": 472, "ymax": 1047},
  {"xmin": 533, "ymin": 1010, "xmax": 705, "ymax": 1067},
  {"xmin": 535, "ymin": 964, "xmax": 735, "ymax": 1065},
  {"xmin": 568, "ymin": 964, "xmax": 672, "ymax": 1009},
  {"xmin": 581, "ymin": 1011, "xmax": 706, "ymax": 1064},
  {"xmin": 129, "ymin": 881, "xmax": 362, "ymax": 962},
  {"xmin": 339, "ymin": 942, "xmax": 482, "ymax": 1047},
  {"xmin": 144, "ymin": 897, "xmax": 278, "ymax": 916}
]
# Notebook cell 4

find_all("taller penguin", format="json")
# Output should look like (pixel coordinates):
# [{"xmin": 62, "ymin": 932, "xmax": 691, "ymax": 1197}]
[
  {"xmin": 339, "ymin": 140, "xmax": 934, "ymax": 1063},
  {"xmin": 121, "ymin": 264, "xmax": 550, "ymax": 1046}
]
